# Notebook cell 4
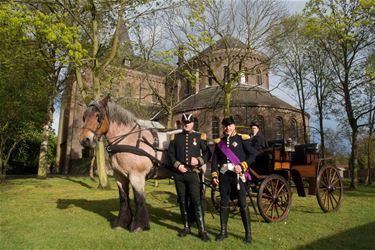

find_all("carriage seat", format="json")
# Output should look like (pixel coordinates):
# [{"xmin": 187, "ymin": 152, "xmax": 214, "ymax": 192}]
[{"xmin": 292, "ymin": 143, "xmax": 319, "ymax": 165}]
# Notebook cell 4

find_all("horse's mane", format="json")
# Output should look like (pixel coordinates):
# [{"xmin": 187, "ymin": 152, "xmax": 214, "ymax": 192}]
[{"xmin": 107, "ymin": 102, "xmax": 136, "ymax": 125}]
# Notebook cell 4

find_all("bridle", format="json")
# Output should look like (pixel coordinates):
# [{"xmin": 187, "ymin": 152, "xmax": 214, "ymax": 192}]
[{"xmin": 82, "ymin": 101, "xmax": 108, "ymax": 139}]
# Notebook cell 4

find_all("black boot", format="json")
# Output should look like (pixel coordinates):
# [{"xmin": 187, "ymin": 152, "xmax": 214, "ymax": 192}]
[
  {"xmin": 216, "ymin": 206, "xmax": 229, "ymax": 241},
  {"xmin": 178, "ymin": 202, "xmax": 190, "ymax": 237},
  {"xmin": 240, "ymin": 206, "xmax": 252, "ymax": 244},
  {"xmin": 195, "ymin": 205, "xmax": 210, "ymax": 242}
]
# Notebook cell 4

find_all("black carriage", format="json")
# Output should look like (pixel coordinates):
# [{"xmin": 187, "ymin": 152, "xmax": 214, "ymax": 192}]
[{"xmin": 209, "ymin": 139, "xmax": 344, "ymax": 223}]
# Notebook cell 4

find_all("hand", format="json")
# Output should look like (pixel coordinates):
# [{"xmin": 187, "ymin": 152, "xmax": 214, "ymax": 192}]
[
  {"xmin": 178, "ymin": 164, "xmax": 188, "ymax": 173},
  {"xmin": 212, "ymin": 177, "xmax": 219, "ymax": 187},
  {"xmin": 234, "ymin": 165, "xmax": 242, "ymax": 174},
  {"xmin": 190, "ymin": 157, "xmax": 199, "ymax": 166}
]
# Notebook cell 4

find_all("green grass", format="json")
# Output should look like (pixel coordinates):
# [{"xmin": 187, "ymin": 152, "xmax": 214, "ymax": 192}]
[{"xmin": 0, "ymin": 176, "xmax": 374, "ymax": 250}]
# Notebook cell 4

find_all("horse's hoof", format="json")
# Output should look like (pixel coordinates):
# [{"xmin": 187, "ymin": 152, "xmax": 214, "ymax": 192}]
[
  {"xmin": 130, "ymin": 227, "xmax": 143, "ymax": 233},
  {"xmin": 112, "ymin": 226, "xmax": 125, "ymax": 231}
]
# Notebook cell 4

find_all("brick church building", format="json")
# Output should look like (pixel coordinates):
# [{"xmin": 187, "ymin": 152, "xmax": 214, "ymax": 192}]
[{"xmin": 55, "ymin": 36, "xmax": 309, "ymax": 173}]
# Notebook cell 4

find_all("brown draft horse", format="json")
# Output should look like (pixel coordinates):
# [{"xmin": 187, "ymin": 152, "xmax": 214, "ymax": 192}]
[{"xmin": 79, "ymin": 96, "xmax": 175, "ymax": 232}]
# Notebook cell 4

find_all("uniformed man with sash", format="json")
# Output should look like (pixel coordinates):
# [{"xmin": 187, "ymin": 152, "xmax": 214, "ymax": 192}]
[
  {"xmin": 211, "ymin": 116, "xmax": 256, "ymax": 243},
  {"xmin": 168, "ymin": 113, "xmax": 211, "ymax": 241}
]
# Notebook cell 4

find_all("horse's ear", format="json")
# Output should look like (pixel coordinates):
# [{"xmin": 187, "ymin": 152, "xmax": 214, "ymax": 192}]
[{"xmin": 101, "ymin": 94, "xmax": 110, "ymax": 107}]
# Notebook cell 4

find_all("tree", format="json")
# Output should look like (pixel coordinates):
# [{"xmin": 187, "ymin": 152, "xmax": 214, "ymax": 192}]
[
  {"xmin": 304, "ymin": 0, "xmax": 375, "ymax": 189},
  {"xmin": 270, "ymin": 15, "xmax": 314, "ymax": 144},
  {"xmin": 53, "ymin": 0, "xmax": 176, "ymax": 188},
  {"xmin": 0, "ymin": 4, "xmax": 50, "ymax": 180},
  {"xmin": 2, "ymin": 1, "xmax": 85, "ymax": 179},
  {"xmin": 162, "ymin": 0, "xmax": 287, "ymax": 116}
]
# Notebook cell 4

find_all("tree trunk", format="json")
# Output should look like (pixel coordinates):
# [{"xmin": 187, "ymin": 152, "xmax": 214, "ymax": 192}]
[
  {"xmin": 349, "ymin": 129, "xmax": 358, "ymax": 189},
  {"xmin": 367, "ymin": 135, "xmax": 372, "ymax": 185},
  {"xmin": 0, "ymin": 157, "xmax": 5, "ymax": 183},
  {"xmin": 318, "ymin": 107, "xmax": 325, "ymax": 164},
  {"xmin": 37, "ymin": 100, "xmax": 53, "ymax": 178},
  {"xmin": 96, "ymin": 137, "xmax": 110, "ymax": 189},
  {"xmin": 223, "ymin": 88, "xmax": 232, "ymax": 117}
]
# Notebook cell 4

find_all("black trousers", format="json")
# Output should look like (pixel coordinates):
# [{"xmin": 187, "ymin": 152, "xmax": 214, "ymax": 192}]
[
  {"xmin": 174, "ymin": 172, "xmax": 201, "ymax": 206},
  {"xmin": 219, "ymin": 171, "xmax": 247, "ymax": 209}
]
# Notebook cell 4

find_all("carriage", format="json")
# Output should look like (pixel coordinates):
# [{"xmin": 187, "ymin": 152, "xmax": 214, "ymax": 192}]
[{"xmin": 208, "ymin": 139, "xmax": 344, "ymax": 223}]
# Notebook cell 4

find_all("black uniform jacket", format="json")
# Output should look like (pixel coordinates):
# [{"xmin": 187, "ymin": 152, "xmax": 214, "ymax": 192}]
[
  {"xmin": 250, "ymin": 131, "xmax": 268, "ymax": 153},
  {"xmin": 168, "ymin": 131, "xmax": 211, "ymax": 172},
  {"xmin": 211, "ymin": 132, "xmax": 257, "ymax": 178}
]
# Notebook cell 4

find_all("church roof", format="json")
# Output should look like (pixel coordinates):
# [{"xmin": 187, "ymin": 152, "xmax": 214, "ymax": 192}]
[{"xmin": 172, "ymin": 85, "xmax": 298, "ymax": 113}]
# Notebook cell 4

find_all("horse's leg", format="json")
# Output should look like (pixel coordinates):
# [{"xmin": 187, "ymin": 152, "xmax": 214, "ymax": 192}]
[
  {"xmin": 113, "ymin": 177, "xmax": 133, "ymax": 230},
  {"xmin": 129, "ymin": 174, "xmax": 150, "ymax": 232}
]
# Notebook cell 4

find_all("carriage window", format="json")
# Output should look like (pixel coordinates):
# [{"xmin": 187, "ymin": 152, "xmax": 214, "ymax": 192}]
[
  {"xmin": 211, "ymin": 117, "xmax": 220, "ymax": 139},
  {"xmin": 290, "ymin": 119, "xmax": 298, "ymax": 142},
  {"xmin": 275, "ymin": 117, "xmax": 284, "ymax": 139}
]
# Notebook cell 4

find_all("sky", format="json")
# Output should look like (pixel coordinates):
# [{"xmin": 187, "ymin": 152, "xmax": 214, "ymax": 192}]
[{"xmin": 52, "ymin": 0, "xmax": 309, "ymax": 133}]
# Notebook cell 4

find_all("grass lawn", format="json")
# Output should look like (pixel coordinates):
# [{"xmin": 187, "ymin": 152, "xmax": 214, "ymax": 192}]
[{"xmin": 0, "ymin": 176, "xmax": 374, "ymax": 250}]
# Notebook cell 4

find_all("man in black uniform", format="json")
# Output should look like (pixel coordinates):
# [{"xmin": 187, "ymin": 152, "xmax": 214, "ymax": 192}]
[
  {"xmin": 249, "ymin": 122, "xmax": 270, "ymax": 175},
  {"xmin": 168, "ymin": 113, "xmax": 211, "ymax": 241},
  {"xmin": 211, "ymin": 116, "xmax": 256, "ymax": 243}
]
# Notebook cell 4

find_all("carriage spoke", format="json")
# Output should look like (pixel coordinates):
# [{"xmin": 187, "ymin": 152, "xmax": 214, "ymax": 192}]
[
  {"xmin": 330, "ymin": 192, "xmax": 339, "ymax": 206},
  {"xmin": 265, "ymin": 200, "xmax": 273, "ymax": 214},
  {"xmin": 329, "ymin": 168, "xmax": 336, "ymax": 184},
  {"xmin": 323, "ymin": 190, "xmax": 328, "ymax": 209},
  {"xmin": 329, "ymin": 193, "xmax": 336, "ymax": 210},
  {"xmin": 271, "ymin": 204, "xmax": 276, "ymax": 219},
  {"xmin": 275, "ymin": 204, "xmax": 280, "ymax": 218},
  {"xmin": 276, "ymin": 184, "xmax": 286, "ymax": 196}
]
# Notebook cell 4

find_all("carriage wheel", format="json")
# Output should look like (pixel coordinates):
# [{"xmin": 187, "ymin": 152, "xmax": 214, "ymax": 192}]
[
  {"xmin": 316, "ymin": 165, "xmax": 343, "ymax": 213},
  {"xmin": 257, "ymin": 174, "xmax": 291, "ymax": 223}
]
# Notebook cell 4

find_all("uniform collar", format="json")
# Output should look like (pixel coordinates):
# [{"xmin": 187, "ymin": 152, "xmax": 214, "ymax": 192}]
[{"xmin": 225, "ymin": 131, "xmax": 237, "ymax": 138}]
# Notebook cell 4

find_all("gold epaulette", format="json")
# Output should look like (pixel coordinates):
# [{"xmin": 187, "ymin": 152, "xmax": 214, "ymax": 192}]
[
  {"xmin": 214, "ymin": 138, "xmax": 221, "ymax": 144},
  {"xmin": 239, "ymin": 133, "xmax": 250, "ymax": 140},
  {"xmin": 169, "ymin": 134, "xmax": 175, "ymax": 141},
  {"xmin": 200, "ymin": 133, "xmax": 207, "ymax": 140}
]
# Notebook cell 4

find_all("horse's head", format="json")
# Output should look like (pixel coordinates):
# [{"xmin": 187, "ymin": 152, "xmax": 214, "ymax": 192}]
[{"xmin": 79, "ymin": 96, "xmax": 110, "ymax": 148}]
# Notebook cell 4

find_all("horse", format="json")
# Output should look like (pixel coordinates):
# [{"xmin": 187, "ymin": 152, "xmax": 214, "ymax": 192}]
[{"xmin": 79, "ymin": 96, "xmax": 177, "ymax": 232}]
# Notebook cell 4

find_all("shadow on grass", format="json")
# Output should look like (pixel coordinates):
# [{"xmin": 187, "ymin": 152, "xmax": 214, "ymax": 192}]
[
  {"xmin": 295, "ymin": 222, "xmax": 375, "ymax": 250},
  {"xmin": 55, "ymin": 196, "xmax": 184, "ymax": 233},
  {"xmin": 56, "ymin": 176, "xmax": 95, "ymax": 189},
  {"xmin": 343, "ymin": 187, "xmax": 375, "ymax": 198},
  {"xmin": 55, "ymin": 194, "xmax": 230, "ymax": 239}
]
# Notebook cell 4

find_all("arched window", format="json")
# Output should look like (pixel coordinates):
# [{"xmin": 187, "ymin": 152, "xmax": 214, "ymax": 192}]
[
  {"xmin": 208, "ymin": 69, "xmax": 213, "ymax": 86},
  {"xmin": 290, "ymin": 118, "xmax": 298, "ymax": 142},
  {"xmin": 175, "ymin": 120, "xmax": 182, "ymax": 129},
  {"xmin": 275, "ymin": 117, "xmax": 284, "ymax": 139},
  {"xmin": 211, "ymin": 117, "xmax": 220, "ymax": 139},
  {"xmin": 256, "ymin": 69, "xmax": 262, "ymax": 85}
]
